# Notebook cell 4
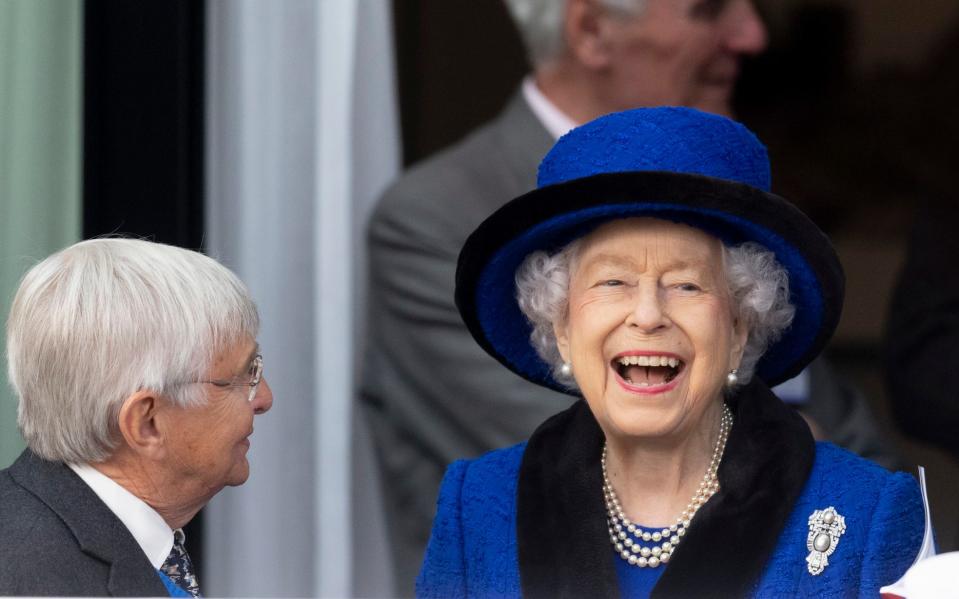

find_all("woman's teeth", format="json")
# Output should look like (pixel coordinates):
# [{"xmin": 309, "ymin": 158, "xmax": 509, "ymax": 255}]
[
  {"xmin": 617, "ymin": 355, "xmax": 680, "ymax": 368},
  {"xmin": 615, "ymin": 355, "xmax": 683, "ymax": 385}
]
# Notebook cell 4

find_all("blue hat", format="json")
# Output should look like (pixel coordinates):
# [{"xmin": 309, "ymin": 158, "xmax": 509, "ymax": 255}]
[{"xmin": 455, "ymin": 107, "xmax": 844, "ymax": 393}]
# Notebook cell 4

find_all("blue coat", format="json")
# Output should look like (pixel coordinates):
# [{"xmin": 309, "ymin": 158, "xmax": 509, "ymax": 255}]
[{"xmin": 417, "ymin": 381, "xmax": 923, "ymax": 598}]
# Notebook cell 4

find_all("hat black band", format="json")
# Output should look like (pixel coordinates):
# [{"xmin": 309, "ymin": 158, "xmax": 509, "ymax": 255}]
[{"xmin": 456, "ymin": 171, "xmax": 844, "ymax": 393}]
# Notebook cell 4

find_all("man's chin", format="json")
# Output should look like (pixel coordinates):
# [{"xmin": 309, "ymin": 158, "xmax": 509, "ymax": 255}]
[
  {"xmin": 690, "ymin": 86, "xmax": 735, "ymax": 118},
  {"xmin": 693, "ymin": 98, "xmax": 734, "ymax": 118},
  {"xmin": 226, "ymin": 461, "xmax": 251, "ymax": 487}
]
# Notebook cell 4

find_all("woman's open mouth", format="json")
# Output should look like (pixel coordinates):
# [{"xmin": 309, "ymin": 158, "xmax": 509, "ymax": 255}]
[{"xmin": 612, "ymin": 354, "xmax": 685, "ymax": 390}]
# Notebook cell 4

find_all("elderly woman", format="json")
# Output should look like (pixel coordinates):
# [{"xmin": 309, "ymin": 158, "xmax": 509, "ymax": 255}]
[
  {"xmin": 417, "ymin": 108, "xmax": 924, "ymax": 597},
  {"xmin": 0, "ymin": 238, "xmax": 272, "ymax": 597}
]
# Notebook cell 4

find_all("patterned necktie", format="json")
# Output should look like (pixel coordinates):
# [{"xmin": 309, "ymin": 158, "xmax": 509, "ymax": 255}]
[{"xmin": 161, "ymin": 528, "xmax": 202, "ymax": 597}]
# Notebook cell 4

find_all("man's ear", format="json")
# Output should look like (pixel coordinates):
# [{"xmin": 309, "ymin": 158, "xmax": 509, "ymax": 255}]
[
  {"xmin": 116, "ymin": 391, "xmax": 166, "ymax": 459},
  {"xmin": 564, "ymin": 0, "xmax": 614, "ymax": 69}
]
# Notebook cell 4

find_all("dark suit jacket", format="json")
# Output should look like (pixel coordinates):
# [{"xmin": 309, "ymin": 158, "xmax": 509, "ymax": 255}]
[
  {"xmin": 885, "ymin": 198, "xmax": 959, "ymax": 457},
  {"xmin": 0, "ymin": 449, "xmax": 169, "ymax": 596},
  {"xmin": 361, "ymin": 89, "xmax": 900, "ymax": 594}
]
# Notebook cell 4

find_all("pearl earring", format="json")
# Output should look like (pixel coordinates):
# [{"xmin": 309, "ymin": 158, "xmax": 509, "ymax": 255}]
[
  {"xmin": 726, "ymin": 369, "xmax": 739, "ymax": 387},
  {"xmin": 559, "ymin": 362, "xmax": 572, "ymax": 377}
]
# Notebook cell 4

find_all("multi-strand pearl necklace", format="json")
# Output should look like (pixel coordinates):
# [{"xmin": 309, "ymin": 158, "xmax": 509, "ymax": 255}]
[{"xmin": 603, "ymin": 404, "xmax": 733, "ymax": 569}]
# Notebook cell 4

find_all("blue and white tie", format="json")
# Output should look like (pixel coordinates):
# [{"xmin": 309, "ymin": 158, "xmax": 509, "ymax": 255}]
[{"xmin": 161, "ymin": 528, "xmax": 202, "ymax": 597}]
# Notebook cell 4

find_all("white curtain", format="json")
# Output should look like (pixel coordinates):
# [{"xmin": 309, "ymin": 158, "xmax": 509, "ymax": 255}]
[{"xmin": 204, "ymin": 1, "xmax": 399, "ymax": 596}]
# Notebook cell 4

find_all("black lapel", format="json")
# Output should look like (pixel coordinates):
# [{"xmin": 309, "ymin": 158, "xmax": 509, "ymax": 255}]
[
  {"xmin": 517, "ymin": 380, "xmax": 814, "ymax": 599},
  {"xmin": 651, "ymin": 381, "xmax": 814, "ymax": 597},
  {"xmin": 9, "ymin": 450, "xmax": 170, "ymax": 597},
  {"xmin": 517, "ymin": 400, "xmax": 619, "ymax": 599}
]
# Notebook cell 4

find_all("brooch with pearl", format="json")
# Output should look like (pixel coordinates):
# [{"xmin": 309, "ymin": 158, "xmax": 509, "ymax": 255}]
[{"xmin": 806, "ymin": 506, "xmax": 846, "ymax": 575}]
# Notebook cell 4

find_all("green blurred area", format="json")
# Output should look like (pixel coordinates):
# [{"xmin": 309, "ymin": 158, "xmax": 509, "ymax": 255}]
[{"xmin": 0, "ymin": 0, "xmax": 82, "ymax": 467}]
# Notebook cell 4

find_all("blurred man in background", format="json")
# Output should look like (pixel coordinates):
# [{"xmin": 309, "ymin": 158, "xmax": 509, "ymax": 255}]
[
  {"xmin": 361, "ymin": 1, "xmax": 893, "ymax": 592},
  {"xmin": 885, "ymin": 198, "xmax": 959, "ymax": 460}
]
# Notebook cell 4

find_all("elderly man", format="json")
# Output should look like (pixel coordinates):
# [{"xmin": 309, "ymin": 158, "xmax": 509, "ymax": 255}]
[
  {"xmin": 361, "ymin": 0, "xmax": 893, "ymax": 592},
  {"xmin": 0, "ymin": 238, "xmax": 272, "ymax": 597}
]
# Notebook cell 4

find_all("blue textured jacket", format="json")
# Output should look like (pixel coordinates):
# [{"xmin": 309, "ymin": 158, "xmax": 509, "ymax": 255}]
[{"xmin": 418, "ymin": 382, "xmax": 923, "ymax": 598}]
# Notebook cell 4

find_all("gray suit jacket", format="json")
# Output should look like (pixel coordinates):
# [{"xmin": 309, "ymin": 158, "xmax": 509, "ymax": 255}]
[
  {"xmin": 0, "ymin": 449, "xmax": 168, "ymax": 596},
  {"xmin": 360, "ymin": 91, "xmax": 899, "ymax": 594},
  {"xmin": 361, "ymin": 93, "xmax": 574, "ymax": 593}
]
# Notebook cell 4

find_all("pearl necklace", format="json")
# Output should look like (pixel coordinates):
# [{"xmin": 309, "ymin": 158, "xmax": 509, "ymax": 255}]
[{"xmin": 602, "ymin": 404, "xmax": 733, "ymax": 569}]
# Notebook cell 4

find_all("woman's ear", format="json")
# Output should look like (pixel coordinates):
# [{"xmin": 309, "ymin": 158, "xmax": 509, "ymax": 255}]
[
  {"xmin": 116, "ymin": 390, "xmax": 166, "ymax": 460},
  {"xmin": 553, "ymin": 317, "xmax": 572, "ymax": 364},
  {"xmin": 730, "ymin": 316, "xmax": 748, "ymax": 370}
]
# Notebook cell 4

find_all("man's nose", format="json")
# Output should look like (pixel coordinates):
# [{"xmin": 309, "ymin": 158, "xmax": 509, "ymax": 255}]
[
  {"xmin": 724, "ymin": 0, "xmax": 768, "ymax": 56},
  {"xmin": 252, "ymin": 377, "xmax": 274, "ymax": 415}
]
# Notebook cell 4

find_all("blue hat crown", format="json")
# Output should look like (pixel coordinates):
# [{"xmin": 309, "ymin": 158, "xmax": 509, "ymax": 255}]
[
  {"xmin": 538, "ymin": 107, "xmax": 771, "ymax": 192},
  {"xmin": 455, "ymin": 105, "xmax": 843, "ymax": 393}
]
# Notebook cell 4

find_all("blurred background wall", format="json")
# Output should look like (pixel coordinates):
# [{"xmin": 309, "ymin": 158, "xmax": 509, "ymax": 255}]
[
  {"xmin": 1, "ymin": 0, "xmax": 957, "ymax": 596},
  {"xmin": 1, "ymin": 0, "xmax": 398, "ymax": 596},
  {"xmin": 0, "ymin": 0, "xmax": 82, "ymax": 469}
]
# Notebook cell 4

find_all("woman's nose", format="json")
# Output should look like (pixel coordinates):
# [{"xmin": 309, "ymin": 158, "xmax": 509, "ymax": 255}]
[{"xmin": 625, "ymin": 285, "xmax": 670, "ymax": 333}]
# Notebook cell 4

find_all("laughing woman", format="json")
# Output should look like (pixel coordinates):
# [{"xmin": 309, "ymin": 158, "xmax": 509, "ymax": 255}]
[{"xmin": 417, "ymin": 108, "xmax": 924, "ymax": 598}]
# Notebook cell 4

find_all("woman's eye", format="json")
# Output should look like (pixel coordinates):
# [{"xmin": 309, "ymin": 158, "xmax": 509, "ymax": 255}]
[
  {"xmin": 677, "ymin": 283, "xmax": 701, "ymax": 292},
  {"xmin": 601, "ymin": 279, "xmax": 625, "ymax": 287}
]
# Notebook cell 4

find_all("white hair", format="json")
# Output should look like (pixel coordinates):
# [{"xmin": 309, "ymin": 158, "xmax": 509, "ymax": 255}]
[
  {"xmin": 515, "ymin": 238, "xmax": 795, "ymax": 391},
  {"xmin": 7, "ymin": 238, "xmax": 259, "ymax": 463},
  {"xmin": 502, "ymin": 0, "xmax": 647, "ymax": 67}
]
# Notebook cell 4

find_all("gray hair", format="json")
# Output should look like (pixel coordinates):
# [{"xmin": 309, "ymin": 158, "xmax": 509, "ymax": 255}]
[
  {"xmin": 515, "ymin": 239, "xmax": 795, "ymax": 390},
  {"xmin": 7, "ymin": 238, "xmax": 259, "ymax": 463},
  {"xmin": 502, "ymin": 0, "xmax": 647, "ymax": 67}
]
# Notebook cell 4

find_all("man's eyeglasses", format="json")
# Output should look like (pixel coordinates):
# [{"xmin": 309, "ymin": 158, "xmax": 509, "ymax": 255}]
[{"xmin": 200, "ymin": 354, "xmax": 264, "ymax": 403}]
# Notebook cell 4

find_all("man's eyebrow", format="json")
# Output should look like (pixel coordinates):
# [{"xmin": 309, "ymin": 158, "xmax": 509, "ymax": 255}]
[{"xmin": 241, "ymin": 344, "xmax": 260, "ymax": 370}]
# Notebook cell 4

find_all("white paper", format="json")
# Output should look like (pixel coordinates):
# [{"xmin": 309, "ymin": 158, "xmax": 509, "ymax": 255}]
[{"xmin": 880, "ymin": 466, "xmax": 943, "ymax": 597}]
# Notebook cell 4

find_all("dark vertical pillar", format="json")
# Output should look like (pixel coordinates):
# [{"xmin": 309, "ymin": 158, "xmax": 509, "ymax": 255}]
[
  {"xmin": 392, "ymin": 0, "xmax": 527, "ymax": 165},
  {"xmin": 82, "ymin": 0, "xmax": 206, "ymax": 571},
  {"xmin": 83, "ymin": 0, "xmax": 205, "ymax": 249}
]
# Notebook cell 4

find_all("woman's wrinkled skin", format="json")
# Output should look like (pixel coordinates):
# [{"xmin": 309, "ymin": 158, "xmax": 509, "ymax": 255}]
[{"xmin": 554, "ymin": 218, "xmax": 746, "ymax": 524}]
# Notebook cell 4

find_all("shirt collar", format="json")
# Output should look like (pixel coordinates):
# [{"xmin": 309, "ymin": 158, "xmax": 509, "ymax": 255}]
[
  {"xmin": 68, "ymin": 462, "xmax": 174, "ymax": 569},
  {"xmin": 521, "ymin": 75, "xmax": 578, "ymax": 140}
]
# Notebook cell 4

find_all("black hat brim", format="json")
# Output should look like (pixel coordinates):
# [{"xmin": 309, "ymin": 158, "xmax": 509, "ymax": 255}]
[{"xmin": 455, "ymin": 170, "xmax": 844, "ymax": 394}]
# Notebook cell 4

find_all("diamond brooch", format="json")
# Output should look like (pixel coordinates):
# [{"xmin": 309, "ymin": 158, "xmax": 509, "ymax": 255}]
[{"xmin": 806, "ymin": 506, "xmax": 846, "ymax": 575}]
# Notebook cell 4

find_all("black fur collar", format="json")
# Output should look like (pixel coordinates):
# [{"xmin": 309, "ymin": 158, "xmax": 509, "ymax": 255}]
[{"xmin": 517, "ymin": 379, "xmax": 815, "ymax": 598}]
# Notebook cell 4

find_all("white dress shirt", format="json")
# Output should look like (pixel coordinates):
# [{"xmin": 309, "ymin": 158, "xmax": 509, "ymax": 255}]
[
  {"xmin": 69, "ymin": 462, "xmax": 174, "ymax": 569},
  {"xmin": 521, "ymin": 76, "xmax": 578, "ymax": 141}
]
